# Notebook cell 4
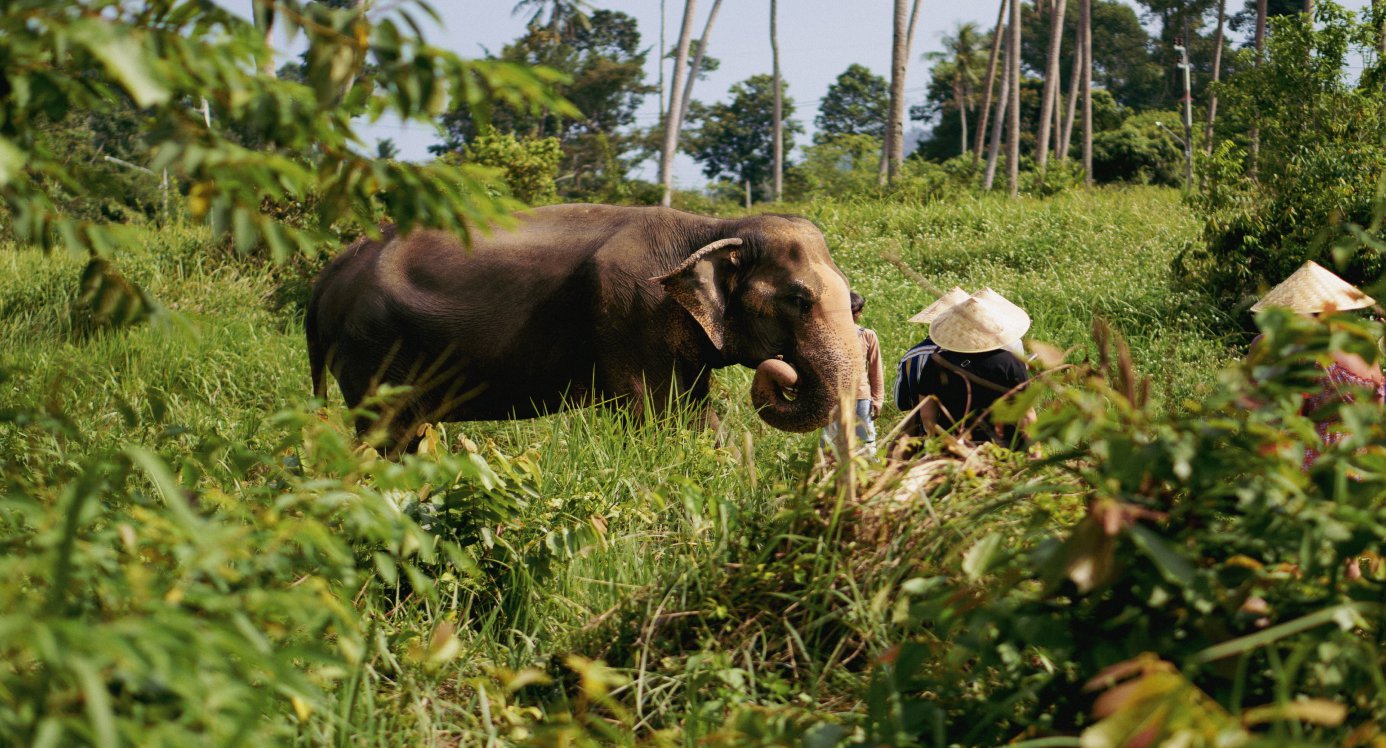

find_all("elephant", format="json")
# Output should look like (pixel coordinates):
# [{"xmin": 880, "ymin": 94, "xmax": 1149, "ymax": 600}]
[{"xmin": 305, "ymin": 203, "xmax": 863, "ymax": 449}]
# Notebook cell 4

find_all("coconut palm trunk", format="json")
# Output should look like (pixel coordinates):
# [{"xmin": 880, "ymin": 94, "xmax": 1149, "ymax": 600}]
[
  {"xmin": 1249, "ymin": 0, "xmax": 1266, "ymax": 179},
  {"xmin": 678, "ymin": 0, "xmax": 725, "ymax": 133},
  {"xmin": 973, "ymin": 0, "xmax": 1008, "ymax": 165},
  {"xmin": 1204, "ymin": 0, "xmax": 1226, "ymax": 155},
  {"xmin": 1080, "ymin": 0, "xmax": 1092, "ymax": 186},
  {"xmin": 1059, "ymin": 41, "xmax": 1081, "ymax": 160},
  {"xmin": 1006, "ymin": 0, "xmax": 1020, "ymax": 197},
  {"xmin": 984, "ymin": 30, "xmax": 1010, "ymax": 190},
  {"xmin": 1036, "ymin": 0, "xmax": 1067, "ymax": 177},
  {"xmin": 771, "ymin": 0, "xmax": 783, "ymax": 202},
  {"xmin": 883, "ymin": 0, "xmax": 921, "ymax": 183},
  {"xmin": 660, "ymin": 0, "xmax": 699, "ymax": 207},
  {"xmin": 958, "ymin": 82, "xmax": 970, "ymax": 157}
]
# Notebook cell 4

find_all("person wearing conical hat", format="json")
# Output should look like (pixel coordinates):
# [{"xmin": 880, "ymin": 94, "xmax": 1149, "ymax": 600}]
[
  {"xmin": 1251, "ymin": 260, "xmax": 1375, "ymax": 315},
  {"xmin": 1252, "ymin": 260, "xmax": 1384, "ymax": 471},
  {"xmin": 896, "ymin": 289, "xmax": 1033, "ymax": 449},
  {"xmin": 893, "ymin": 286, "xmax": 966, "ymax": 419}
]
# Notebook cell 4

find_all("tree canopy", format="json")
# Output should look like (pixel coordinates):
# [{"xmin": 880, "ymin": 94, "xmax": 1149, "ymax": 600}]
[
  {"xmin": 2, "ymin": 0, "xmax": 574, "ymax": 266},
  {"xmin": 433, "ymin": 9, "xmax": 651, "ymax": 197},
  {"xmin": 815, "ymin": 63, "xmax": 890, "ymax": 142},
  {"xmin": 684, "ymin": 74, "xmax": 803, "ymax": 202}
]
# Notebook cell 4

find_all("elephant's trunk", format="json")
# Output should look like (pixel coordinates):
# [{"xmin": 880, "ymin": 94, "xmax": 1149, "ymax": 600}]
[{"xmin": 750, "ymin": 301, "xmax": 862, "ymax": 433}]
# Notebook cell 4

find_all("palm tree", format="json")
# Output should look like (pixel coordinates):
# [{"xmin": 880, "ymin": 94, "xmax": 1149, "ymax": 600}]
[
  {"xmin": 927, "ymin": 23, "xmax": 984, "ymax": 158},
  {"xmin": 512, "ymin": 0, "xmax": 593, "ymax": 41},
  {"xmin": 660, "ymin": 0, "xmax": 699, "ymax": 207},
  {"xmin": 984, "ymin": 30, "xmax": 1010, "ymax": 190},
  {"xmin": 771, "ymin": 0, "xmax": 783, "ymax": 201},
  {"xmin": 1250, "ymin": 0, "xmax": 1266, "ymax": 178},
  {"xmin": 1204, "ymin": 0, "xmax": 1226, "ymax": 155},
  {"xmin": 1006, "ymin": 0, "xmax": 1020, "ymax": 197},
  {"xmin": 1035, "ymin": 0, "xmax": 1067, "ymax": 177},
  {"xmin": 884, "ymin": 0, "xmax": 923, "ymax": 183},
  {"xmin": 973, "ymin": 0, "xmax": 1009, "ymax": 165},
  {"xmin": 1080, "ymin": 0, "xmax": 1092, "ymax": 186},
  {"xmin": 1059, "ymin": 33, "xmax": 1082, "ymax": 161},
  {"xmin": 678, "ymin": 0, "xmax": 725, "ymax": 133}
]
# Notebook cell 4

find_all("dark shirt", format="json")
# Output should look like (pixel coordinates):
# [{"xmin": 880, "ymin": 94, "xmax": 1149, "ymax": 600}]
[
  {"xmin": 912, "ymin": 348, "xmax": 1029, "ymax": 444},
  {"xmin": 894, "ymin": 337, "xmax": 941, "ymax": 411}
]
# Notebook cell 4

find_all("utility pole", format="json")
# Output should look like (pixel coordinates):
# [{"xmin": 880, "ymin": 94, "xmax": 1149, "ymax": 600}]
[{"xmin": 1175, "ymin": 37, "xmax": 1194, "ymax": 189}]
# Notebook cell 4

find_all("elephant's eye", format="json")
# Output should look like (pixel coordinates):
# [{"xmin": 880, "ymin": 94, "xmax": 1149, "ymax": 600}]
[{"xmin": 783, "ymin": 293, "xmax": 813, "ymax": 316}]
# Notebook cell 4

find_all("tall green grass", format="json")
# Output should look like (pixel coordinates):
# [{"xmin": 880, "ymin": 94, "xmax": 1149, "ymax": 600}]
[
  {"xmin": 0, "ymin": 188, "xmax": 1240, "ymax": 745},
  {"xmin": 812, "ymin": 186, "xmax": 1232, "ymax": 411}
]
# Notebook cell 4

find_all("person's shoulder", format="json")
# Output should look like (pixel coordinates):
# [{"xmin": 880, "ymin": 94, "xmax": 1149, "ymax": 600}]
[{"xmin": 976, "ymin": 348, "xmax": 1028, "ymax": 373}]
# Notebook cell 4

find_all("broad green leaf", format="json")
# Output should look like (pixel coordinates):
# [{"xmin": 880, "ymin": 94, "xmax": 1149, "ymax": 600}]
[
  {"xmin": 0, "ymin": 136, "xmax": 24, "ymax": 187},
  {"xmin": 962, "ymin": 532, "xmax": 1004, "ymax": 582},
  {"xmin": 1127, "ymin": 524, "xmax": 1195, "ymax": 588},
  {"xmin": 71, "ymin": 660, "xmax": 118, "ymax": 748},
  {"xmin": 69, "ymin": 19, "xmax": 170, "ymax": 108}
]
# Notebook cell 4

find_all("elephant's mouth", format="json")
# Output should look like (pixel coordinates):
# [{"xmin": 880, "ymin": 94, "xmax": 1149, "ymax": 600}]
[{"xmin": 752, "ymin": 357, "xmax": 828, "ymax": 431}]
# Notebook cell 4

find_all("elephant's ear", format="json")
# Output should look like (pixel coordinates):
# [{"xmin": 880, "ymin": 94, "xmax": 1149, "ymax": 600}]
[{"xmin": 649, "ymin": 237, "xmax": 743, "ymax": 351}]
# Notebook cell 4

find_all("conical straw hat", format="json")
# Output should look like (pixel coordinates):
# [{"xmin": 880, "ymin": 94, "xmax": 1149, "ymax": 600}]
[
  {"xmin": 974, "ymin": 287, "xmax": 1027, "ymax": 319},
  {"xmin": 908, "ymin": 286, "xmax": 970, "ymax": 324},
  {"xmin": 930, "ymin": 294, "xmax": 1032, "ymax": 354},
  {"xmin": 1251, "ymin": 260, "xmax": 1375, "ymax": 314}
]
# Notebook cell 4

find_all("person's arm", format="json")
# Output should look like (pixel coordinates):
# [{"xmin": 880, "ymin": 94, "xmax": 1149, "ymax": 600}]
[
  {"xmin": 917, "ymin": 396, "xmax": 940, "ymax": 436},
  {"xmin": 867, "ymin": 330, "xmax": 884, "ymax": 416}
]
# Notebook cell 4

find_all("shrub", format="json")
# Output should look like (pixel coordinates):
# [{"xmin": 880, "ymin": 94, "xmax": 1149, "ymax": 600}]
[
  {"xmin": 1178, "ymin": 3, "xmax": 1386, "ymax": 308},
  {"xmin": 789, "ymin": 133, "xmax": 883, "ymax": 200},
  {"xmin": 865, "ymin": 312, "xmax": 1386, "ymax": 744},
  {"xmin": 0, "ymin": 395, "xmax": 544, "ymax": 744},
  {"xmin": 455, "ymin": 130, "xmax": 563, "ymax": 206},
  {"xmin": 1091, "ymin": 110, "xmax": 1185, "ymax": 186}
]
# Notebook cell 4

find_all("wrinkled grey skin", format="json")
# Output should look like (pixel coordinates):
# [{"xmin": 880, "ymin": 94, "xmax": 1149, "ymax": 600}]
[{"xmin": 306, "ymin": 203, "xmax": 862, "ymax": 450}]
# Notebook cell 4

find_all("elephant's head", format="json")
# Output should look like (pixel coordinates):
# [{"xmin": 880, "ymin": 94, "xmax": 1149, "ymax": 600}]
[{"xmin": 653, "ymin": 215, "xmax": 862, "ymax": 432}]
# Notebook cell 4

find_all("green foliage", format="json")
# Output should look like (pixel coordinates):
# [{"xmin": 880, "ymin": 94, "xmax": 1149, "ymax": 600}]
[
  {"xmin": 916, "ymin": 80, "xmax": 1123, "ymax": 166},
  {"xmin": 815, "ymin": 64, "xmax": 890, "ymax": 142},
  {"xmin": 0, "ymin": 388, "xmax": 544, "ymax": 744},
  {"xmin": 20, "ymin": 106, "xmax": 164, "ymax": 226},
  {"xmin": 433, "ymin": 9, "xmax": 652, "ymax": 200},
  {"xmin": 4, "ymin": 188, "xmax": 1331, "ymax": 745},
  {"xmin": 0, "ymin": 0, "xmax": 575, "ymax": 266},
  {"xmin": 789, "ymin": 133, "xmax": 883, "ymax": 200},
  {"xmin": 868, "ymin": 309, "xmax": 1386, "ymax": 744},
  {"xmin": 684, "ymin": 74, "xmax": 803, "ymax": 204},
  {"xmin": 1017, "ymin": 0, "xmax": 1167, "ymax": 111},
  {"xmin": 1091, "ymin": 110, "xmax": 1186, "ymax": 186},
  {"xmin": 1180, "ymin": 2, "xmax": 1386, "ymax": 308},
  {"xmin": 455, "ymin": 130, "xmax": 564, "ymax": 206}
]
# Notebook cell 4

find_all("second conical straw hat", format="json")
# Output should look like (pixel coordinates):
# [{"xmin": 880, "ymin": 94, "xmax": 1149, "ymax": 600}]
[
  {"xmin": 929, "ymin": 293, "xmax": 1032, "ymax": 354},
  {"xmin": 1251, "ymin": 260, "xmax": 1375, "ymax": 314},
  {"xmin": 974, "ymin": 287, "xmax": 1027, "ymax": 319},
  {"xmin": 908, "ymin": 286, "xmax": 970, "ymax": 325}
]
